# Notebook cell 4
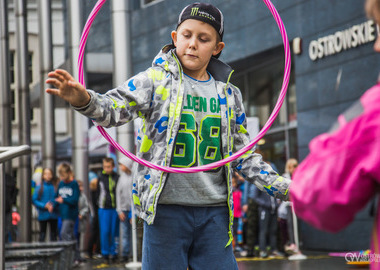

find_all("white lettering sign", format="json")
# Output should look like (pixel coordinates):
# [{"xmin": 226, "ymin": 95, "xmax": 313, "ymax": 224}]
[{"xmin": 309, "ymin": 20, "xmax": 376, "ymax": 61}]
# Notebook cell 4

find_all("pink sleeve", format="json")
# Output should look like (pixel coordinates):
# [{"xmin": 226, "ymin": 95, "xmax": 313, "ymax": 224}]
[{"xmin": 290, "ymin": 85, "xmax": 380, "ymax": 233}]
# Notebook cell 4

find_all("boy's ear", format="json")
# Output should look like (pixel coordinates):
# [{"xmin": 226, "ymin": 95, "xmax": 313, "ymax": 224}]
[
  {"xmin": 213, "ymin": 41, "xmax": 225, "ymax": 57},
  {"xmin": 171, "ymin": 31, "xmax": 177, "ymax": 47}
]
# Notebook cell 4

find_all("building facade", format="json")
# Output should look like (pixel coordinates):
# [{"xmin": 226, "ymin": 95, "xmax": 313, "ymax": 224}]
[{"xmin": 5, "ymin": 0, "xmax": 377, "ymax": 250}]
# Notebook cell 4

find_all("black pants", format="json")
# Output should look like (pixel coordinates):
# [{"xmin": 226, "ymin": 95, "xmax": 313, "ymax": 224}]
[{"xmin": 39, "ymin": 219, "xmax": 58, "ymax": 242}]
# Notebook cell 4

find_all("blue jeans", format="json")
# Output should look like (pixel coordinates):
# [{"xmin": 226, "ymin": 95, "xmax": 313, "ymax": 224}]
[
  {"xmin": 98, "ymin": 208, "xmax": 118, "ymax": 256},
  {"xmin": 142, "ymin": 204, "xmax": 238, "ymax": 270},
  {"xmin": 121, "ymin": 210, "xmax": 131, "ymax": 258},
  {"xmin": 258, "ymin": 206, "xmax": 277, "ymax": 252},
  {"xmin": 61, "ymin": 219, "xmax": 80, "ymax": 260}
]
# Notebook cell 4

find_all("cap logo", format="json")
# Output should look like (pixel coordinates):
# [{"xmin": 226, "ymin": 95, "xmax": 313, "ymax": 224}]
[
  {"xmin": 191, "ymin": 7, "xmax": 199, "ymax": 16},
  {"xmin": 191, "ymin": 7, "xmax": 216, "ymax": 21}
]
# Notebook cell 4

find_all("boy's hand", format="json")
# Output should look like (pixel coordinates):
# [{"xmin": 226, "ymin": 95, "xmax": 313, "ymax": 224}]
[
  {"xmin": 119, "ymin": 212, "xmax": 126, "ymax": 222},
  {"xmin": 55, "ymin": 196, "xmax": 63, "ymax": 204},
  {"xmin": 45, "ymin": 69, "xmax": 91, "ymax": 107}
]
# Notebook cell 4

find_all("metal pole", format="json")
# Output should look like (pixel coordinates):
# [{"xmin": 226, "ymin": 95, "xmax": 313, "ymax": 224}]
[
  {"xmin": 38, "ymin": 0, "xmax": 56, "ymax": 170},
  {"xmin": 111, "ymin": 0, "xmax": 134, "ymax": 160},
  {"xmin": 0, "ymin": 145, "xmax": 31, "ymax": 270},
  {"xmin": 67, "ymin": 0, "xmax": 89, "ymax": 194},
  {"xmin": 0, "ymin": 163, "xmax": 5, "ymax": 270},
  {"xmin": 111, "ymin": 1, "xmax": 140, "ymax": 268},
  {"xmin": 15, "ymin": 0, "xmax": 32, "ymax": 242},
  {"xmin": 0, "ymin": 0, "xmax": 12, "ymax": 174}
]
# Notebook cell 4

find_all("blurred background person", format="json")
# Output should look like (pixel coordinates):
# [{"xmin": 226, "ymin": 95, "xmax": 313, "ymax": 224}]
[
  {"xmin": 97, "ymin": 157, "xmax": 119, "ymax": 263},
  {"xmin": 77, "ymin": 179, "xmax": 90, "ymax": 262},
  {"xmin": 253, "ymin": 184, "xmax": 281, "ymax": 258},
  {"xmin": 116, "ymin": 157, "xmax": 134, "ymax": 263},
  {"xmin": 278, "ymin": 159, "xmax": 298, "ymax": 255},
  {"xmin": 88, "ymin": 175, "xmax": 101, "ymax": 258},
  {"xmin": 11, "ymin": 206, "xmax": 21, "ymax": 242},
  {"xmin": 232, "ymin": 172, "xmax": 243, "ymax": 252},
  {"xmin": 32, "ymin": 168, "xmax": 59, "ymax": 242},
  {"xmin": 5, "ymin": 173, "xmax": 18, "ymax": 243}
]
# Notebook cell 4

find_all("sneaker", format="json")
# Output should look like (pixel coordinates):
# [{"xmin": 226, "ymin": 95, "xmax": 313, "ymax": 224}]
[
  {"xmin": 119, "ymin": 256, "xmax": 129, "ymax": 263},
  {"xmin": 260, "ymin": 251, "xmax": 268, "ymax": 258},
  {"xmin": 72, "ymin": 260, "xmax": 81, "ymax": 268},
  {"xmin": 253, "ymin": 246, "xmax": 260, "ymax": 257},
  {"xmin": 270, "ymin": 250, "xmax": 285, "ymax": 258},
  {"xmin": 285, "ymin": 244, "xmax": 298, "ymax": 255},
  {"xmin": 95, "ymin": 253, "xmax": 103, "ymax": 259},
  {"xmin": 240, "ymin": 250, "xmax": 248, "ymax": 257}
]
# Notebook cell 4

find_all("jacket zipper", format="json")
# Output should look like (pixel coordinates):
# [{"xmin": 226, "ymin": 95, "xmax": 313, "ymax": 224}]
[{"xmin": 149, "ymin": 53, "xmax": 183, "ymax": 222}]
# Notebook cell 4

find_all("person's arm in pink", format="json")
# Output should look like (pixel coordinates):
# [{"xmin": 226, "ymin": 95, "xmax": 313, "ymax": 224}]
[{"xmin": 290, "ymin": 84, "xmax": 380, "ymax": 232}]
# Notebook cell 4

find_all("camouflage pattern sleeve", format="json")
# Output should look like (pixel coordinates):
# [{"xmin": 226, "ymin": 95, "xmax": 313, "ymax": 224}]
[
  {"xmin": 74, "ymin": 68, "xmax": 156, "ymax": 128},
  {"xmin": 230, "ymin": 85, "xmax": 290, "ymax": 201}
]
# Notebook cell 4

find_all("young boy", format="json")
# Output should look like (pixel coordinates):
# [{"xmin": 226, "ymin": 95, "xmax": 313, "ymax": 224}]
[
  {"xmin": 96, "ymin": 157, "xmax": 119, "ymax": 262},
  {"xmin": 46, "ymin": 3, "xmax": 291, "ymax": 268}
]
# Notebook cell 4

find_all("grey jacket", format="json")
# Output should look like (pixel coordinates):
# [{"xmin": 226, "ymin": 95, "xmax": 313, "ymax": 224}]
[{"xmin": 116, "ymin": 172, "xmax": 133, "ymax": 214}]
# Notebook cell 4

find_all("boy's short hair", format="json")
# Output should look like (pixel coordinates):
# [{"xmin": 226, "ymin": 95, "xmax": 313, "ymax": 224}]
[
  {"xmin": 103, "ymin": 157, "xmax": 115, "ymax": 167},
  {"xmin": 57, "ymin": 162, "xmax": 72, "ymax": 175}
]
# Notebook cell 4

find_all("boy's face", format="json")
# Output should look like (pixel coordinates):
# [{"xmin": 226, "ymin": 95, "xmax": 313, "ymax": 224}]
[
  {"xmin": 172, "ymin": 19, "xmax": 225, "ymax": 79},
  {"xmin": 58, "ymin": 171, "xmax": 71, "ymax": 182},
  {"xmin": 103, "ymin": 161, "xmax": 114, "ymax": 175}
]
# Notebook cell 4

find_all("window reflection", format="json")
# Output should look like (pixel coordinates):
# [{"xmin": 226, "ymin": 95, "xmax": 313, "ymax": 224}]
[{"xmin": 231, "ymin": 48, "xmax": 297, "ymax": 171}]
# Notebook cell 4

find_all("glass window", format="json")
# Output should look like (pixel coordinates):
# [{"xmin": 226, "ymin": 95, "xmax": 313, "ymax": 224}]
[
  {"xmin": 257, "ymin": 132, "xmax": 286, "ymax": 174},
  {"xmin": 10, "ymin": 51, "xmax": 15, "ymax": 84},
  {"xmin": 9, "ymin": 51, "xmax": 35, "ymax": 123},
  {"xmin": 231, "ymin": 48, "xmax": 297, "ymax": 173},
  {"xmin": 28, "ymin": 53, "xmax": 33, "ymax": 84},
  {"xmin": 141, "ymin": 0, "xmax": 162, "ymax": 7}
]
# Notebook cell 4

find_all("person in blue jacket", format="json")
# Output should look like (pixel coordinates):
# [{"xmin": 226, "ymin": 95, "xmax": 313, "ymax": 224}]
[
  {"xmin": 32, "ymin": 168, "xmax": 59, "ymax": 242},
  {"xmin": 55, "ymin": 162, "xmax": 81, "ymax": 264},
  {"xmin": 55, "ymin": 163, "xmax": 80, "ymax": 240}
]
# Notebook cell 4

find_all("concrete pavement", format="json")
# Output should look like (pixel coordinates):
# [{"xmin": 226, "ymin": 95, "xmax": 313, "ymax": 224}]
[{"xmin": 77, "ymin": 251, "xmax": 351, "ymax": 270}]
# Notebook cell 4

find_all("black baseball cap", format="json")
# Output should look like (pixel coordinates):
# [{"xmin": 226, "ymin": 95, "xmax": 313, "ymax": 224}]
[{"xmin": 177, "ymin": 2, "xmax": 224, "ymax": 41}]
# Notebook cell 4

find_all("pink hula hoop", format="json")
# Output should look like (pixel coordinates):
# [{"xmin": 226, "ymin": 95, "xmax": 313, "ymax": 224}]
[{"xmin": 78, "ymin": 0, "xmax": 291, "ymax": 173}]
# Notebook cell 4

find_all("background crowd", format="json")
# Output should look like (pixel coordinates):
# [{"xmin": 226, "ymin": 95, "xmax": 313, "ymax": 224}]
[
  {"xmin": 5, "ymin": 155, "xmax": 300, "ymax": 266},
  {"xmin": 5, "ymin": 157, "xmax": 137, "ymax": 267}
]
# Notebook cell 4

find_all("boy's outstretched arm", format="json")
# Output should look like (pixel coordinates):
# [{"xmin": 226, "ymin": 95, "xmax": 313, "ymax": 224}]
[{"xmin": 45, "ymin": 69, "xmax": 90, "ymax": 108}]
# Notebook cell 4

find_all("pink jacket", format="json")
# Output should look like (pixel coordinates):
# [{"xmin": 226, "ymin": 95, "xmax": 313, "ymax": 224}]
[
  {"xmin": 233, "ymin": 189, "xmax": 243, "ymax": 218},
  {"xmin": 291, "ymin": 84, "xmax": 380, "ymax": 269}
]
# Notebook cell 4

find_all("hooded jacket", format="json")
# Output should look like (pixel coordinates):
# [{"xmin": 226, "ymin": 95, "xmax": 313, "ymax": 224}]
[{"xmin": 76, "ymin": 46, "xmax": 290, "ymax": 245}]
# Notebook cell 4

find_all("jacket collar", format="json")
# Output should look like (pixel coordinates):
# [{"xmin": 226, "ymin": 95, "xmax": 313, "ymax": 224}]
[{"xmin": 153, "ymin": 44, "xmax": 233, "ymax": 83}]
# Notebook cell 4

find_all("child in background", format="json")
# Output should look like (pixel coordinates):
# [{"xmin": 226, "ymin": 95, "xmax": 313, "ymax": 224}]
[
  {"xmin": 232, "ymin": 172, "xmax": 243, "ymax": 252},
  {"xmin": 77, "ymin": 179, "xmax": 90, "ymax": 262},
  {"xmin": 11, "ymin": 206, "xmax": 21, "ymax": 242},
  {"xmin": 96, "ymin": 158, "xmax": 119, "ymax": 263},
  {"xmin": 55, "ymin": 163, "xmax": 81, "ymax": 265},
  {"xmin": 88, "ymin": 177, "xmax": 101, "ymax": 258},
  {"xmin": 32, "ymin": 168, "xmax": 59, "ymax": 242},
  {"xmin": 278, "ymin": 158, "xmax": 298, "ymax": 254}
]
